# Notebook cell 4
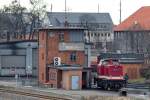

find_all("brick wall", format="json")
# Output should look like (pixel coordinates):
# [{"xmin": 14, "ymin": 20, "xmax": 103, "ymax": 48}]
[
  {"xmin": 62, "ymin": 70, "xmax": 82, "ymax": 90},
  {"xmin": 38, "ymin": 29, "xmax": 85, "ymax": 85},
  {"xmin": 39, "ymin": 30, "xmax": 47, "ymax": 83},
  {"xmin": 46, "ymin": 31, "xmax": 85, "ymax": 65}
]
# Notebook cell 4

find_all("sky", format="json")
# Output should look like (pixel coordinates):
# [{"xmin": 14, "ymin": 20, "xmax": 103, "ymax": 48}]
[{"xmin": 0, "ymin": 0, "xmax": 150, "ymax": 25}]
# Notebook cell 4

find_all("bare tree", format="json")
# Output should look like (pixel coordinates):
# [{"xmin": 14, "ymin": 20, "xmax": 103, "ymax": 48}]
[
  {"xmin": 0, "ymin": 0, "xmax": 27, "ymax": 40},
  {"xmin": 29, "ymin": 0, "xmax": 46, "ymax": 40}
]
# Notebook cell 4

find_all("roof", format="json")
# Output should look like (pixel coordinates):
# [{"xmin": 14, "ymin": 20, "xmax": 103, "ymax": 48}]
[
  {"xmin": 115, "ymin": 6, "xmax": 150, "ymax": 31},
  {"xmin": 57, "ymin": 67, "xmax": 82, "ymax": 71},
  {"xmin": 48, "ymin": 64, "xmax": 83, "ymax": 70},
  {"xmin": 99, "ymin": 53, "xmax": 144, "ymax": 64},
  {"xmin": 119, "ymin": 59, "xmax": 144, "ymax": 64},
  {"xmin": 47, "ymin": 12, "xmax": 113, "ymax": 25},
  {"xmin": 99, "ymin": 53, "xmax": 144, "ymax": 61},
  {"xmin": 38, "ymin": 27, "xmax": 86, "ymax": 31},
  {"xmin": 0, "ymin": 40, "xmax": 38, "ymax": 49}
]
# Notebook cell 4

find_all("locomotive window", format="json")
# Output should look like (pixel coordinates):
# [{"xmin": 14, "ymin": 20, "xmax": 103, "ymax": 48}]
[
  {"xmin": 102, "ymin": 60, "xmax": 109, "ymax": 65},
  {"xmin": 113, "ymin": 61, "xmax": 119, "ymax": 65}
]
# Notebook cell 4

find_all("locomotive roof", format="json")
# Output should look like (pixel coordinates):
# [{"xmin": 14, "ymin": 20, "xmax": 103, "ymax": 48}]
[
  {"xmin": 99, "ymin": 53, "xmax": 144, "ymax": 60},
  {"xmin": 100, "ymin": 58, "xmax": 119, "ymax": 61},
  {"xmin": 99, "ymin": 53, "xmax": 144, "ymax": 64}
]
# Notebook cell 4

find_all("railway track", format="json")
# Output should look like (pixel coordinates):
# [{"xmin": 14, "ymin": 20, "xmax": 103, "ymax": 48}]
[
  {"xmin": 0, "ymin": 87, "xmax": 72, "ymax": 100},
  {"xmin": 127, "ymin": 83, "xmax": 150, "ymax": 89}
]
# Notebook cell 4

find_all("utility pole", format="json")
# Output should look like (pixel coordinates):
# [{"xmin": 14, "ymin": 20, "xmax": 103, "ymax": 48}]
[{"xmin": 119, "ymin": 0, "xmax": 122, "ymax": 24}]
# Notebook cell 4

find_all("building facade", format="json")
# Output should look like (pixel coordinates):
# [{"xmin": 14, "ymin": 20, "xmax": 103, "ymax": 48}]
[
  {"xmin": 114, "ymin": 6, "xmax": 150, "ymax": 53},
  {"xmin": 43, "ymin": 12, "xmax": 114, "ymax": 54},
  {"xmin": 38, "ymin": 27, "xmax": 91, "ymax": 90},
  {"xmin": 0, "ymin": 41, "xmax": 38, "ymax": 77}
]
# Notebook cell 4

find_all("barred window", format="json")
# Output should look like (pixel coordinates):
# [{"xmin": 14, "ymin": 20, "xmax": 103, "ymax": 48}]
[{"xmin": 70, "ymin": 52, "xmax": 76, "ymax": 62}]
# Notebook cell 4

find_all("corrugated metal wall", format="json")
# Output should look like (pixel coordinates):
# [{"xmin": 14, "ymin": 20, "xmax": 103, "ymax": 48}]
[
  {"xmin": 0, "ymin": 41, "xmax": 38, "ymax": 77},
  {"xmin": 1, "ymin": 56, "xmax": 26, "ymax": 75},
  {"xmin": 1, "ymin": 56, "xmax": 25, "ymax": 67}
]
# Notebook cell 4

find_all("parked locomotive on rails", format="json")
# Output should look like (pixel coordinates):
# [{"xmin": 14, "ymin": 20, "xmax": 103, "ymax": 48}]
[{"xmin": 92, "ymin": 58, "xmax": 126, "ymax": 90}]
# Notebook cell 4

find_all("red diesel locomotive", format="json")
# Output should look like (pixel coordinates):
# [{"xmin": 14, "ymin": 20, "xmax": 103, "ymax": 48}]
[{"xmin": 93, "ymin": 58, "xmax": 126, "ymax": 90}]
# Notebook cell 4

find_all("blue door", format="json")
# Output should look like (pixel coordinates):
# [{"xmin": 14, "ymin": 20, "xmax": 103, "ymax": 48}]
[{"xmin": 71, "ymin": 76, "xmax": 79, "ymax": 90}]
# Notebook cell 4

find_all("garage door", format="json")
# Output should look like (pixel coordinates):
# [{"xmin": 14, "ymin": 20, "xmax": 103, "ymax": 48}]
[{"xmin": 1, "ymin": 56, "xmax": 26, "ymax": 68}]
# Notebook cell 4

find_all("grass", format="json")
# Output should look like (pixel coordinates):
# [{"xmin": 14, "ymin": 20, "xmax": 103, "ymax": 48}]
[{"xmin": 128, "ymin": 78, "xmax": 146, "ymax": 84}]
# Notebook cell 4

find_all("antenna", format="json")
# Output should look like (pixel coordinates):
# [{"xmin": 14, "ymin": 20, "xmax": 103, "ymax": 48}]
[
  {"xmin": 51, "ymin": 3, "xmax": 53, "ymax": 13},
  {"xmin": 98, "ymin": 3, "xmax": 99, "ymax": 13},
  {"xmin": 65, "ymin": 0, "xmax": 67, "ymax": 13},
  {"xmin": 119, "ymin": 0, "xmax": 122, "ymax": 24},
  {"xmin": 64, "ymin": 0, "xmax": 68, "ymax": 27}
]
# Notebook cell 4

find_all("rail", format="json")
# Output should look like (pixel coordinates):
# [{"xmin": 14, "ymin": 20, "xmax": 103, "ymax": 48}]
[
  {"xmin": 0, "ymin": 87, "xmax": 72, "ymax": 100},
  {"xmin": 119, "ymin": 83, "xmax": 150, "ymax": 97},
  {"xmin": 127, "ymin": 83, "xmax": 150, "ymax": 89}
]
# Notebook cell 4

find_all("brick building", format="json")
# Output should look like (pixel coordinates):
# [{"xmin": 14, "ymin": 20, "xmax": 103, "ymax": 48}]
[
  {"xmin": 38, "ymin": 27, "xmax": 91, "ymax": 90},
  {"xmin": 43, "ymin": 12, "xmax": 113, "ymax": 55},
  {"xmin": 114, "ymin": 6, "xmax": 150, "ymax": 53}
]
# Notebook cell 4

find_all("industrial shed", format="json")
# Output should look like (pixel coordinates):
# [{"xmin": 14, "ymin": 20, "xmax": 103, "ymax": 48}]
[{"xmin": 0, "ymin": 40, "xmax": 38, "ymax": 77}]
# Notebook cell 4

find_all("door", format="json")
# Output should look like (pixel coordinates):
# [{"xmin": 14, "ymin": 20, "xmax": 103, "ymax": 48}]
[
  {"xmin": 71, "ymin": 76, "xmax": 79, "ymax": 90},
  {"xmin": 1, "ymin": 56, "xmax": 26, "ymax": 76}
]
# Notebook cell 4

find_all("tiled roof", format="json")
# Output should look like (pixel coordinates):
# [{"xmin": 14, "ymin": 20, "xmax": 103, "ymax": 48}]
[
  {"xmin": 115, "ymin": 6, "xmax": 150, "ymax": 31},
  {"xmin": 47, "ymin": 12, "xmax": 113, "ymax": 26}
]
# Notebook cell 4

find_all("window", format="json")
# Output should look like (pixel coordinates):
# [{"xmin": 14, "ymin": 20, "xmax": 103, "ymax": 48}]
[
  {"xmin": 70, "ymin": 52, "xmax": 76, "ymax": 62},
  {"xmin": 108, "ymin": 33, "xmax": 110, "ymax": 37},
  {"xmin": 59, "ymin": 32, "xmax": 64, "ymax": 42},
  {"xmin": 48, "ymin": 32, "xmax": 55, "ymax": 37}
]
